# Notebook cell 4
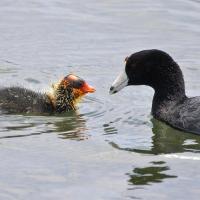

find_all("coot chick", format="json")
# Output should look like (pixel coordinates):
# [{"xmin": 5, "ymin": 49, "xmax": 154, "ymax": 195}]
[
  {"xmin": 110, "ymin": 49, "xmax": 200, "ymax": 135},
  {"xmin": 0, "ymin": 74, "xmax": 95, "ymax": 114}
]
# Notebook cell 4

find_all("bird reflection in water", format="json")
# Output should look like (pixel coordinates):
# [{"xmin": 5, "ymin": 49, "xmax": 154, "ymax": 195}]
[
  {"xmin": 149, "ymin": 118, "xmax": 200, "ymax": 154},
  {"xmin": 0, "ymin": 111, "xmax": 87, "ymax": 141},
  {"xmin": 54, "ymin": 111, "xmax": 87, "ymax": 141},
  {"xmin": 108, "ymin": 118, "xmax": 200, "ymax": 154},
  {"xmin": 127, "ymin": 161, "xmax": 177, "ymax": 186}
]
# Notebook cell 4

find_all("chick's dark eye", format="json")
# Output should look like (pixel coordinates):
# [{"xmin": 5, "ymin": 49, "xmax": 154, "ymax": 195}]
[{"xmin": 72, "ymin": 79, "xmax": 84, "ymax": 89}]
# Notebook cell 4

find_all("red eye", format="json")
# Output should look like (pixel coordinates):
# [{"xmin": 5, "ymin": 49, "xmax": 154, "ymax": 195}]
[{"xmin": 125, "ymin": 56, "xmax": 129, "ymax": 62}]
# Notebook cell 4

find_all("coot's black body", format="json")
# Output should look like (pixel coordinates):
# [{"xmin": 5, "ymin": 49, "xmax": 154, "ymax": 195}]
[
  {"xmin": 110, "ymin": 49, "xmax": 200, "ymax": 135},
  {"xmin": 153, "ymin": 95, "xmax": 200, "ymax": 134}
]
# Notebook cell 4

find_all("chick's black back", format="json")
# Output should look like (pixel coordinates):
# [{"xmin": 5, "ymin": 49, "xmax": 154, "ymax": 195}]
[{"xmin": 0, "ymin": 87, "xmax": 53, "ymax": 114}]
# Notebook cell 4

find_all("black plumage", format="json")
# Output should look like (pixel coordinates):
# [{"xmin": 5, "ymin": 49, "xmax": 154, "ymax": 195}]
[
  {"xmin": 0, "ymin": 87, "xmax": 53, "ymax": 114},
  {"xmin": 110, "ymin": 49, "xmax": 200, "ymax": 135}
]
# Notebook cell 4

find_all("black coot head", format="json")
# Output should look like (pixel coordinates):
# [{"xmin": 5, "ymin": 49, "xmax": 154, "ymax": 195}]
[
  {"xmin": 126, "ymin": 49, "xmax": 174, "ymax": 85},
  {"xmin": 110, "ymin": 49, "xmax": 175, "ymax": 94}
]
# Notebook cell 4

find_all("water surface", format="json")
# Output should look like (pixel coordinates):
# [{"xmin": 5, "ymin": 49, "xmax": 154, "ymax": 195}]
[{"xmin": 0, "ymin": 0, "xmax": 200, "ymax": 199}]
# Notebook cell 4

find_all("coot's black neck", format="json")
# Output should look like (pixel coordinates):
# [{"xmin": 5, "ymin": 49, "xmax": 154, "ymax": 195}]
[{"xmin": 151, "ymin": 62, "xmax": 186, "ymax": 116}]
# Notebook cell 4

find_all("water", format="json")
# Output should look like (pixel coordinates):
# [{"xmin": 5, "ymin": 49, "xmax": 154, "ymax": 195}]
[{"xmin": 0, "ymin": 0, "xmax": 200, "ymax": 199}]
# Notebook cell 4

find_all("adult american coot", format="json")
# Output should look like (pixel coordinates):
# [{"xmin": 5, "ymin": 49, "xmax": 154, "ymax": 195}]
[
  {"xmin": 110, "ymin": 49, "xmax": 200, "ymax": 135},
  {"xmin": 0, "ymin": 74, "xmax": 95, "ymax": 114}
]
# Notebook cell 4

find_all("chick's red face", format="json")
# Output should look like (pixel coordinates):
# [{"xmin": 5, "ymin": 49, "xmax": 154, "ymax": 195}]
[{"xmin": 64, "ymin": 74, "xmax": 95, "ymax": 95}]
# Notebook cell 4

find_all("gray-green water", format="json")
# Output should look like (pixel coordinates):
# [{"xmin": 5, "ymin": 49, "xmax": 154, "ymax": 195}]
[{"xmin": 0, "ymin": 0, "xmax": 200, "ymax": 199}]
